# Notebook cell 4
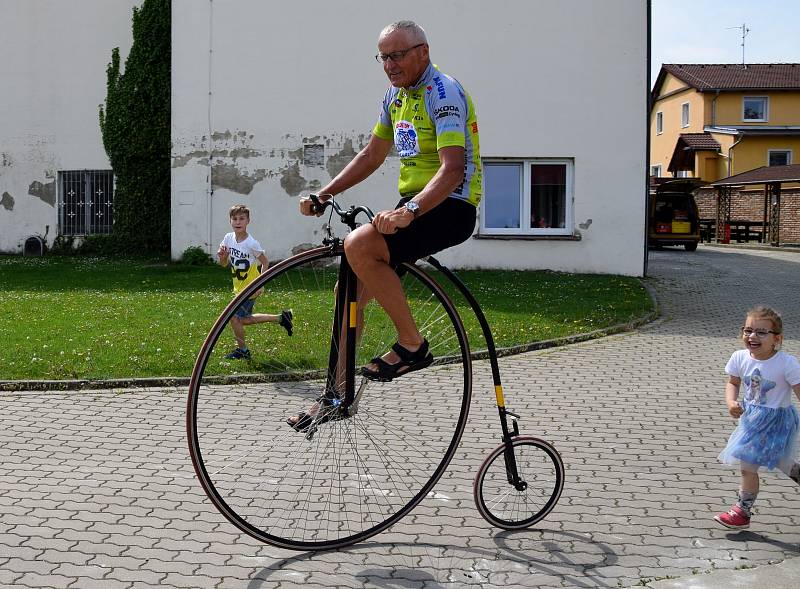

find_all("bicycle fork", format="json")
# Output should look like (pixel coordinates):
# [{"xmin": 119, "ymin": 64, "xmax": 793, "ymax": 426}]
[
  {"xmin": 325, "ymin": 252, "xmax": 360, "ymax": 413},
  {"xmin": 426, "ymin": 256, "xmax": 527, "ymax": 492}
]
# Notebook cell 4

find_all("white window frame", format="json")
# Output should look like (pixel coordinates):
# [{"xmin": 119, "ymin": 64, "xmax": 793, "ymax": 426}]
[
  {"xmin": 656, "ymin": 111, "xmax": 663, "ymax": 135},
  {"xmin": 479, "ymin": 158, "xmax": 574, "ymax": 237},
  {"xmin": 768, "ymin": 149, "xmax": 792, "ymax": 166},
  {"xmin": 681, "ymin": 102, "xmax": 690, "ymax": 128},
  {"xmin": 650, "ymin": 164, "xmax": 662, "ymax": 177},
  {"xmin": 743, "ymin": 96, "xmax": 769, "ymax": 122}
]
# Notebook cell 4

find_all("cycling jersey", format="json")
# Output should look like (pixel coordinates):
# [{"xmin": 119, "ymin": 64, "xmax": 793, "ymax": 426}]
[
  {"xmin": 372, "ymin": 63, "xmax": 482, "ymax": 207},
  {"xmin": 219, "ymin": 233, "xmax": 263, "ymax": 295}
]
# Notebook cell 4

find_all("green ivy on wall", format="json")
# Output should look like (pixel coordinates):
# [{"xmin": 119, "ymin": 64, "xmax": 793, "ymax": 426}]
[{"xmin": 99, "ymin": 0, "xmax": 170, "ymax": 255}]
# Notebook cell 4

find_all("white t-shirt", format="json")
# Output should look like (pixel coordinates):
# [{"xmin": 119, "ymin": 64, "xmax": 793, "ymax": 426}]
[
  {"xmin": 219, "ymin": 232, "xmax": 264, "ymax": 294},
  {"xmin": 725, "ymin": 349, "xmax": 800, "ymax": 408}
]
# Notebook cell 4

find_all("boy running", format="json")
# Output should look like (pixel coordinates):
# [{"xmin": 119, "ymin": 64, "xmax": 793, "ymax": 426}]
[{"xmin": 217, "ymin": 204, "xmax": 292, "ymax": 360}]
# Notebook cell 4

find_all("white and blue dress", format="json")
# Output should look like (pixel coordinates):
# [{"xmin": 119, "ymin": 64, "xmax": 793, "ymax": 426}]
[{"xmin": 719, "ymin": 349, "xmax": 800, "ymax": 473}]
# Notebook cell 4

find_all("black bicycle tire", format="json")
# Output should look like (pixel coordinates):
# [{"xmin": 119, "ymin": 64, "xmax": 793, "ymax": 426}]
[
  {"xmin": 186, "ymin": 245, "xmax": 472, "ymax": 550},
  {"xmin": 473, "ymin": 436, "xmax": 565, "ymax": 530}
]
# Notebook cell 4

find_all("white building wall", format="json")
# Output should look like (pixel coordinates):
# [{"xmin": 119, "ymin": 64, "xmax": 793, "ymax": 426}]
[
  {"xmin": 172, "ymin": 0, "xmax": 647, "ymax": 276},
  {"xmin": 0, "ymin": 0, "xmax": 140, "ymax": 252}
]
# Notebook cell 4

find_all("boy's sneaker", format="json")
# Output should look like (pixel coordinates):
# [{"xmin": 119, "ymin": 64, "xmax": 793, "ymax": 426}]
[
  {"xmin": 279, "ymin": 309, "xmax": 293, "ymax": 336},
  {"xmin": 225, "ymin": 347, "xmax": 251, "ymax": 360},
  {"xmin": 713, "ymin": 505, "xmax": 750, "ymax": 529}
]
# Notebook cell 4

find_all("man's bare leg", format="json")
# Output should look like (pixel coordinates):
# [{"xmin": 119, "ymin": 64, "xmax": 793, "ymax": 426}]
[{"xmin": 344, "ymin": 223, "xmax": 423, "ymax": 371}]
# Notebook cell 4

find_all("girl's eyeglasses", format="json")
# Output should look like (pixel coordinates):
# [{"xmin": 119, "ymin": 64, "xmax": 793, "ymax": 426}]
[{"xmin": 740, "ymin": 327, "xmax": 779, "ymax": 338}]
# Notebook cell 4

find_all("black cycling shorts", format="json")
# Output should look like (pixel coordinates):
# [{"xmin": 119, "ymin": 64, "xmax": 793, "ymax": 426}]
[{"xmin": 382, "ymin": 196, "xmax": 477, "ymax": 266}]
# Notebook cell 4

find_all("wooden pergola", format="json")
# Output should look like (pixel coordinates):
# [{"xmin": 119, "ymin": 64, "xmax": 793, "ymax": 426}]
[{"xmin": 709, "ymin": 164, "xmax": 800, "ymax": 246}]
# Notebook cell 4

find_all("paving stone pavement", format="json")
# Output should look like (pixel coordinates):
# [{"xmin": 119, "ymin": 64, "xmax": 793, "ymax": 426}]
[{"xmin": 1, "ymin": 245, "xmax": 799, "ymax": 589}]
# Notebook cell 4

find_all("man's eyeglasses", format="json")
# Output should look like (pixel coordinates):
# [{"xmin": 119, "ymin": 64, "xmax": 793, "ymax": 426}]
[
  {"xmin": 375, "ymin": 44, "xmax": 425, "ymax": 63},
  {"xmin": 740, "ymin": 327, "xmax": 779, "ymax": 338}
]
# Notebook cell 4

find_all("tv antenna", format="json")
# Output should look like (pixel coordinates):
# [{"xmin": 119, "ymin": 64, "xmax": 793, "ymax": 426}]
[{"xmin": 726, "ymin": 23, "xmax": 750, "ymax": 68}]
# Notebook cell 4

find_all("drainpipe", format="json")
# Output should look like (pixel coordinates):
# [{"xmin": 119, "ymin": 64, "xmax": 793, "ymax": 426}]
[
  {"xmin": 727, "ymin": 133, "xmax": 744, "ymax": 177},
  {"xmin": 207, "ymin": 0, "xmax": 215, "ymax": 254}
]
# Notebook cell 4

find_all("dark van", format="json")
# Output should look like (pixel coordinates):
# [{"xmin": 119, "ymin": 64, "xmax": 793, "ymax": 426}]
[{"xmin": 648, "ymin": 179, "xmax": 705, "ymax": 251}]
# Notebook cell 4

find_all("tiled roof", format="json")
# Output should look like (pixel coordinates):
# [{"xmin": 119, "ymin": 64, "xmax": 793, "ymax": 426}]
[
  {"xmin": 677, "ymin": 133, "xmax": 721, "ymax": 150},
  {"xmin": 667, "ymin": 133, "xmax": 721, "ymax": 173},
  {"xmin": 661, "ymin": 63, "xmax": 800, "ymax": 90},
  {"xmin": 711, "ymin": 164, "xmax": 800, "ymax": 186}
]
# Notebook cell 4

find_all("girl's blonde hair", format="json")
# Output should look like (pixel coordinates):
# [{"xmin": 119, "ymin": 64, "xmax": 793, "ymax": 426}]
[{"xmin": 746, "ymin": 305, "xmax": 783, "ymax": 334}]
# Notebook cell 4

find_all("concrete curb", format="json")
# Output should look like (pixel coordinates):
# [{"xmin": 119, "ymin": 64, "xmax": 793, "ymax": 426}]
[
  {"xmin": 701, "ymin": 242, "xmax": 800, "ymax": 254},
  {"xmin": 645, "ymin": 557, "xmax": 800, "ymax": 588}
]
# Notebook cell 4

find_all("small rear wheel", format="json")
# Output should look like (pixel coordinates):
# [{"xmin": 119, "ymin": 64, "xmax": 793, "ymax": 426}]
[
  {"xmin": 685, "ymin": 241, "xmax": 698, "ymax": 252},
  {"xmin": 473, "ymin": 436, "xmax": 564, "ymax": 529}
]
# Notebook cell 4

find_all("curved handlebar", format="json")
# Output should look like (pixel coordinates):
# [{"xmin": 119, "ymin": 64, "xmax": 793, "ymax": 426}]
[{"xmin": 309, "ymin": 194, "xmax": 374, "ymax": 226}]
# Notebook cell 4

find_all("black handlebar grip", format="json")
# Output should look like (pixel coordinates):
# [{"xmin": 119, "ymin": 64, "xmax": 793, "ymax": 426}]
[{"xmin": 309, "ymin": 193, "xmax": 323, "ymax": 215}]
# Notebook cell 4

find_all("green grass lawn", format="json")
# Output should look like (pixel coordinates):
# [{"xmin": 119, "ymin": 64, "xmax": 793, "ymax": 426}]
[{"xmin": 0, "ymin": 255, "xmax": 653, "ymax": 381}]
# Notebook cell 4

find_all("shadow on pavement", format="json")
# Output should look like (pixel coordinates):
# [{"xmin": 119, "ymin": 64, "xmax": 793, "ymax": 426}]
[
  {"xmin": 244, "ymin": 530, "xmax": 619, "ymax": 588},
  {"xmin": 725, "ymin": 530, "xmax": 800, "ymax": 552}
]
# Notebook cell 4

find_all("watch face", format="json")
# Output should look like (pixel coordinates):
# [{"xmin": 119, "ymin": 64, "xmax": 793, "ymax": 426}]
[{"xmin": 405, "ymin": 201, "xmax": 419, "ymax": 214}]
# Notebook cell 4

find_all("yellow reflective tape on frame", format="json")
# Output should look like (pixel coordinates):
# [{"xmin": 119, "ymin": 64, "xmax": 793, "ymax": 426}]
[
  {"xmin": 349, "ymin": 302, "xmax": 357, "ymax": 328},
  {"xmin": 495, "ymin": 385, "xmax": 505, "ymax": 408}
]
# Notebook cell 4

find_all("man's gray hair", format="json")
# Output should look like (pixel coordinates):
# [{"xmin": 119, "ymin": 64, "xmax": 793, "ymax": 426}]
[{"xmin": 380, "ymin": 21, "xmax": 427, "ymax": 45}]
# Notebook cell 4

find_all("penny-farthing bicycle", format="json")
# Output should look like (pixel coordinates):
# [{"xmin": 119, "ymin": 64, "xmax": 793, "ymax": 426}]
[{"xmin": 186, "ymin": 196, "xmax": 564, "ymax": 551}]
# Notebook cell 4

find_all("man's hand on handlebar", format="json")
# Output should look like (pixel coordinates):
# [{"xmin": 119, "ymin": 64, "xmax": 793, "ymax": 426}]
[
  {"xmin": 299, "ymin": 194, "xmax": 375, "ymax": 228},
  {"xmin": 299, "ymin": 194, "xmax": 325, "ymax": 217},
  {"xmin": 372, "ymin": 207, "xmax": 413, "ymax": 235}
]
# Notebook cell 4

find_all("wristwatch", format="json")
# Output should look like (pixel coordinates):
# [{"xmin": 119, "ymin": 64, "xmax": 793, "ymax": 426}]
[{"xmin": 404, "ymin": 200, "xmax": 420, "ymax": 218}]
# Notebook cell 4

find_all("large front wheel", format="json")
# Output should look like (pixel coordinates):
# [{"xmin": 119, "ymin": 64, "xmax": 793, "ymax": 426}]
[
  {"xmin": 474, "ymin": 436, "xmax": 564, "ymax": 529},
  {"xmin": 186, "ymin": 246, "xmax": 472, "ymax": 550}
]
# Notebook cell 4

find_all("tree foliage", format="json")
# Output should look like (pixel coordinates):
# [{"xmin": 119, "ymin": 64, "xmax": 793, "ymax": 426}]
[{"xmin": 99, "ymin": 0, "xmax": 171, "ymax": 255}]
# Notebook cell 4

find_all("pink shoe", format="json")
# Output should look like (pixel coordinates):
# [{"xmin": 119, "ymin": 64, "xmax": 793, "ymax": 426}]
[{"xmin": 714, "ymin": 505, "xmax": 750, "ymax": 529}]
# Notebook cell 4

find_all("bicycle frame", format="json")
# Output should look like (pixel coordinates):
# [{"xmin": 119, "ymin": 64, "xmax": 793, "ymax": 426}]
[
  {"xmin": 313, "ymin": 197, "xmax": 374, "ymax": 416},
  {"xmin": 309, "ymin": 195, "xmax": 526, "ymax": 490},
  {"xmin": 425, "ymin": 257, "xmax": 527, "ymax": 492},
  {"xmin": 327, "ymin": 244, "xmax": 359, "ymax": 409}
]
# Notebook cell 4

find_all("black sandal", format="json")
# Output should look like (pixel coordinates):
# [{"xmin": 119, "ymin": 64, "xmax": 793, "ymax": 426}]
[
  {"xmin": 361, "ymin": 339, "xmax": 434, "ymax": 382},
  {"xmin": 286, "ymin": 389, "xmax": 342, "ymax": 433}
]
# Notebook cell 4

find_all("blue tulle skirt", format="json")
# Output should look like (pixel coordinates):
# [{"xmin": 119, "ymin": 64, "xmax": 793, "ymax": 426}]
[{"xmin": 719, "ymin": 401, "xmax": 799, "ymax": 472}]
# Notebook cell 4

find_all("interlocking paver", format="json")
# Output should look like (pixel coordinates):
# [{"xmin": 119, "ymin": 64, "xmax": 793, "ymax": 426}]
[{"xmin": 2, "ymin": 247, "xmax": 800, "ymax": 588}]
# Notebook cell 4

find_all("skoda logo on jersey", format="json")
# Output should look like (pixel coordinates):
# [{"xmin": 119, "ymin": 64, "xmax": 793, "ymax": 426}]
[
  {"xmin": 432, "ymin": 76, "xmax": 447, "ymax": 99},
  {"xmin": 434, "ymin": 105, "xmax": 460, "ymax": 120}
]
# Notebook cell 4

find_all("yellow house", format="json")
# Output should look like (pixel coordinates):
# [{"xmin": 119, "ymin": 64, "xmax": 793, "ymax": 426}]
[{"xmin": 650, "ymin": 64, "xmax": 800, "ymax": 181}]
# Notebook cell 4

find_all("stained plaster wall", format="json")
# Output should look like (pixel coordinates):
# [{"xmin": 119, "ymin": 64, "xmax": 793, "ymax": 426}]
[
  {"xmin": 172, "ymin": 0, "xmax": 647, "ymax": 275},
  {"xmin": 0, "ymin": 0, "xmax": 140, "ymax": 252}
]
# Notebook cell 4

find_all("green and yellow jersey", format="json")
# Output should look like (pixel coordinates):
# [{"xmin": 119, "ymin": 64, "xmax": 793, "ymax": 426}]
[{"xmin": 372, "ymin": 62, "xmax": 482, "ymax": 206}]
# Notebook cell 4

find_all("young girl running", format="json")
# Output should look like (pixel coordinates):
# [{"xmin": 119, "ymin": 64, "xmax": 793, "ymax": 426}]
[{"xmin": 715, "ymin": 305, "xmax": 800, "ymax": 530}]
